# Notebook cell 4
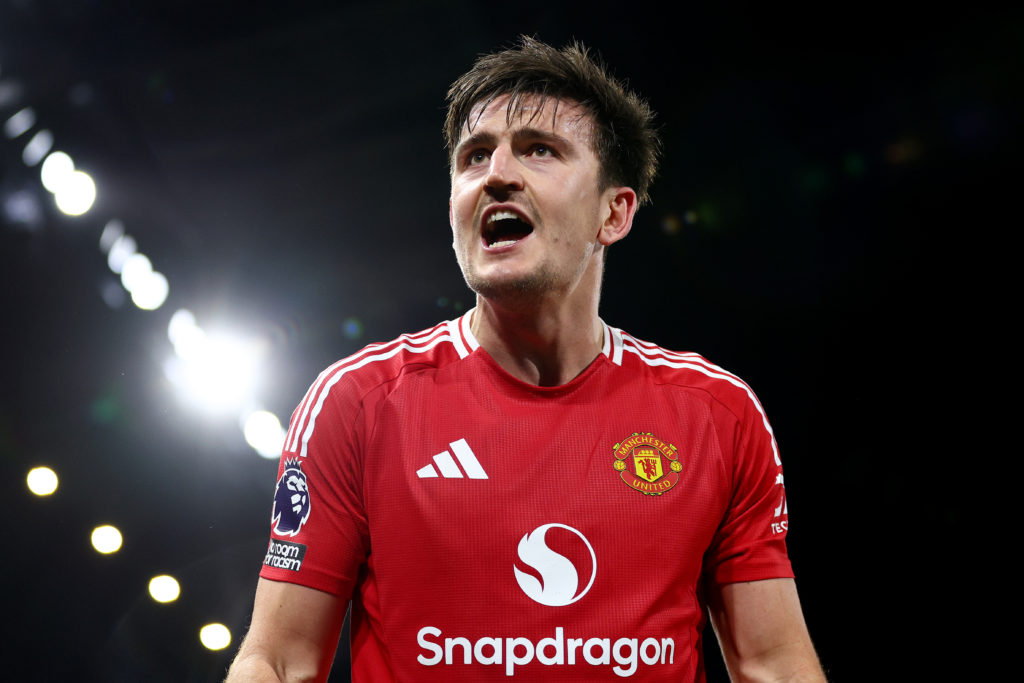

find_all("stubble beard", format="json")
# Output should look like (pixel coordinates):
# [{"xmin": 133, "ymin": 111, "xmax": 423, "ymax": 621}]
[{"xmin": 461, "ymin": 262, "xmax": 558, "ymax": 311}]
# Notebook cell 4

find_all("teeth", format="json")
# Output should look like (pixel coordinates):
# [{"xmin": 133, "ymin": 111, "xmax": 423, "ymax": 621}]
[
  {"xmin": 490, "ymin": 239, "xmax": 519, "ymax": 248},
  {"xmin": 487, "ymin": 210, "xmax": 520, "ymax": 224}
]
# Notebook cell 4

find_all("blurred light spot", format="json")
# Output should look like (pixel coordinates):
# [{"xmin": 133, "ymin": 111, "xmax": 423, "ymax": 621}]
[
  {"xmin": 131, "ymin": 271, "xmax": 169, "ymax": 310},
  {"xmin": 696, "ymin": 202, "xmax": 718, "ymax": 229},
  {"xmin": 168, "ymin": 309, "xmax": 203, "ymax": 358},
  {"xmin": 99, "ymin": 219, "xmax": 125, "ymax": 253},
  {"xmin": 661, "ymin": 213, "xmax": 681, "ymax": 236},
  {"xmin": 107, "ymin": 234, "xmax": 137, "ymax": 274},
  {"xmin": 2, "ymin": 190, "xmax": 43, "ymax": 228},
  {"xmin": 843, "ymin": 153, "xmax": 866, "ymax": 178},
  {"xmin": 243, "ymin": 410, "xmax": 286, "ymax": 459},
  {"xmin": 454, "ymin": 300, "xmax": 464, "ymax": 312},
  {"xmin": 199, "ymin": 623, "xmax": 231, "ymax": 651},
  {"xmin": 342, "ymin": 317, "xmax": 363, "ymax": 340},
  {"xmin": 40, "ymin": 151, "xmax": 74, "ymax": 193},
  {"xmin": 120, "ymin": 253, "xmax": 153, "ymax": 292},
  {"xmin": 683, "ymin": 210, "xmax": 698, "ymax": 226},
  {"xmin": 148, "ymin": 575, "xmax": 181, "ymax": 603},
  {"xmin": 436, "ymin": 296, "xmax": 449, "ymax": 308},
  {"xmin": 886, "ymin": 138, "xmax": 922, "ymax": 165},
  {"xmin": 100, "ymin": 278, "xmax": 127, "ymax": 309},
  {"xmin": 90, "ymin": 394, "xmax": 121, "ymax": 423},
  {"xmin": 27, "ymin": 466, "xmax": 58, "ymax": 496},
  {"xmin": 91, "ymin": 525, "xmax": 123, "ymax": 554},
  {"xmin": 22, "ymin": 129, "xmax": 53, "ymax": 166},
  {"xmin": 0, "ymin": 80, "xmax": 24, "ymax": 108},
  {"xmin": 54, "ymin": 170, "xmax": 96, "ymax": 215},
  {"xmin": 3, "ymin": 107, "xmax": 35, "ymax": 138},
  {"xmin": 165, "ymin": 328, "xmax": 266, "ymax": 415}
]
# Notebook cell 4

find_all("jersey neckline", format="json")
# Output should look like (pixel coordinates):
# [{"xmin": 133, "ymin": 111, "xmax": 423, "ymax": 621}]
[{"xmin": 447, "ymin": 309, "xmax": 622, "ymax": 395}]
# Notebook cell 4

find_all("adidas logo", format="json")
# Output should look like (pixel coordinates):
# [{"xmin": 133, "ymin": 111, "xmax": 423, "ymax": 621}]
[{"xmin": 416, "ymin": 438, "xmax": 488, "ymax": 479}]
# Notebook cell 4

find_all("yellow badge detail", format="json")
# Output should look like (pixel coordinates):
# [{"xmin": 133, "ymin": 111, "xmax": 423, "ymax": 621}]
[{"xmin": 612, "ymin": 432, "xmax": 681, "ymax": 496}]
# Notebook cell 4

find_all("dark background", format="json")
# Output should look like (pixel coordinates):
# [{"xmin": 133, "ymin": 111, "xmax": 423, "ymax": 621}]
[{"xmin": 2, "ymin": 1, "xmax": 1010, "ymax": 680}]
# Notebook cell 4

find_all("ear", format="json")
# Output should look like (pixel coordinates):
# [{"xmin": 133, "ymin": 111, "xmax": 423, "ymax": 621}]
[
  {"xmin": 449, "ymin": 198, "xmax": 454, "ymax": 227},
  {"xmin": 597, "ymin": 186, "xmax": 638, "ymax": 246}
]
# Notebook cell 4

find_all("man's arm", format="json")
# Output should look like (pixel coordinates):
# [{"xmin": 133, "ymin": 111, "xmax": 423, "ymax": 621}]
[
  {"xmin": 226, "ymin": 578, "xmax": 347, "ymax": 683},
  {"xmin": 707, "ymin": 577, "xmax": 825, "ymax": 683}
]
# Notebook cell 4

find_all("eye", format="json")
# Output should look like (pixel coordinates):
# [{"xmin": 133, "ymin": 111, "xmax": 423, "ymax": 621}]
[
  {"xmin": 467, "ymin": 149, "xmax": 490, "ymax": 165},
  {"xmin": 530, "ymin": 144, "xmax": 552, "ymax": 158}
]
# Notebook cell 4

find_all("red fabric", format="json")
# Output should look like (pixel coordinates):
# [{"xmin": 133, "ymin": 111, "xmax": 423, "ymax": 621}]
[{"xmin": 259, "ymin": 313, "xmax": 792, "ymax": 681}]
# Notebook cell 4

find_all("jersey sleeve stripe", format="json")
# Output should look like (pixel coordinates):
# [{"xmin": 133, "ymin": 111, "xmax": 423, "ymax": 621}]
[
  {"xmin": 459, "ymin": 309, "xmax": 480, "ymax": 352},
  {"xmin": 619, "ymin": 331, "xmax": 756, "ymax": 394},
  {"xmin": 297, "ymin": 333, "xmax": 457, "ymax": 459},
  {"xmin": 446, "ymin": 317, "xmax": 470, "ymax": 359},
  {"xmin": 611, "ymin": 325, "xmax": 624, "ymax": 365},
  {"xmin": 620, "ymin": 339, "xmax": 783, "ymax": 467},
  {"xmin": 284, "ymin": 322, "xmax": 452, "ymax": 453}
]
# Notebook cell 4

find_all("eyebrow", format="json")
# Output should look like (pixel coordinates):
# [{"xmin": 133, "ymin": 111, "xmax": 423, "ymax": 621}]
[{"xmin": 453, "ymin": 127, "xmax": 576, "ymax": 160}]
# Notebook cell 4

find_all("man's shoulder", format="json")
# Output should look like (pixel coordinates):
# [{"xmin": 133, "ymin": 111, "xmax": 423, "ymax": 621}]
[
  {"xmin": 314, "ymin": 316, "xmax": 473, "ymax": 395},
  {"xmin": 282, "ymin": 316, "xmax": 473, "ymax": 456},
  {"xmin": 610, "ymin": 325, "xmax": 760, "ymax": 415}
]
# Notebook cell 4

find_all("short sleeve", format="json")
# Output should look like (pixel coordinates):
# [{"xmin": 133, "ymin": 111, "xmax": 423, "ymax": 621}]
[
  {"xmin": 259, "ymin": 374, "xmax": 370, "ymax": 598},
  {"xmin": 704, "ymin": 389, "xmax": 793, "ymax": 587}
]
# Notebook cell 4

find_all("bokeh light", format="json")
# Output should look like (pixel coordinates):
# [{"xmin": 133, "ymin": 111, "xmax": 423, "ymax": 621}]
[
  {"xmin": 54, "ymin": 169, "xmax": 97, "ymax": 215},
  {"xmin": 243, "ymin": 410, "xmax": 286, "ymax": 458},
  {"xmin": 26, "ymin": 466, "xmax": 58, "ymax": 496},
  {"xmin": 131, "ymin": 271, "xmax": 169, "ymax": 310},
  {"xmin": 148, "ymin": 575, "xmax": 181, "ymax": 603},
  {"xmin": 120, "ymin": 252, "xmax": 153, "ymax": 292},
  {"xmin": 342, "ymin": 317, "xmax": 363, "ymax": 340},
  {"xmin": 40, "ymin": 151, "xmax": 74, "ymax": 192},
  {"xmin": 3, "ymin": 106, "xmax": 35, "ymax": 138},
  {"xmin": 22, "ymin": 128, "xmax": 53, "ymax": 166},
  {"xmin": 165, "ymin": 317, "xmax": 266, "ymax": 415},
  {"xmin": 91, "ymin": 525, "xmax": 123, "ymax": 554},
  {"xmin": 107, "ymin": 234, "xmax": 137, "ymax": 274},
  {"xmin": 199, "ymin": 623, "xmax": 231, "ymax": 651}
]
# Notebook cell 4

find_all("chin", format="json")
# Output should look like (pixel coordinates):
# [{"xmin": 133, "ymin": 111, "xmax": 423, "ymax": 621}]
[{"xmin": 465, "ymin": 268, "xmax": 559, "ymax": 304}]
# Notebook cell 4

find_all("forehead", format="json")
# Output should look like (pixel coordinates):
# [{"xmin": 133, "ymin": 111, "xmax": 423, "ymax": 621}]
[{"xmin": 461, "ymin": 93, "xmax": 595, "ymax": 145}]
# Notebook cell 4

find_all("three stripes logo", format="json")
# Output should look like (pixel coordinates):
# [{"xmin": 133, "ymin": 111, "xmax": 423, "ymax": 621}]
[{"xmin": 416, "ymin": 438, "xmax": 488, "ymax": 479}]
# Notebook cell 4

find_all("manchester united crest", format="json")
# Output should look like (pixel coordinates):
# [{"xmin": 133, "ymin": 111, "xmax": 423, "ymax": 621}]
[{"xmin": 612, "ymin": 432, "xmax": 682, "ymax": 496}]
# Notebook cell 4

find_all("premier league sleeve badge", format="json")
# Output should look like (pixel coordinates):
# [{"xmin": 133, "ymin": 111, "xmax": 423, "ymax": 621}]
[{"xmin": 271, "ymin": 458, "xmax": 311, "ymax": 536}]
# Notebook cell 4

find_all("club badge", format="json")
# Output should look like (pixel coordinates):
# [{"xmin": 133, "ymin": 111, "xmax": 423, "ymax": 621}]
[{"xmin": 612, "ymin": 432, "xmax": 682, "ymax": 496}]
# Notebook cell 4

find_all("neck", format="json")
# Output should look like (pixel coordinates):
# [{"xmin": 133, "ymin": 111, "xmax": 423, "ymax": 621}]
[{"xmin": 470, "ymin": 268, "xmax": 604, "ymax": 387}]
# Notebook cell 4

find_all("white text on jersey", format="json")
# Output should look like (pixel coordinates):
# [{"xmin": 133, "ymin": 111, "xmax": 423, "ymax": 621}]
[{"xmin": 417, "ymin": 626, "xmax": 674, "ymax": 677}]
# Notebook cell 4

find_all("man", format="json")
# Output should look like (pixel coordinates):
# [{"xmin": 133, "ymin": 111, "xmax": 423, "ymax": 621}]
[{"xmin": 227, "ymin": 37, "xmax": 824, "ymax": 682}]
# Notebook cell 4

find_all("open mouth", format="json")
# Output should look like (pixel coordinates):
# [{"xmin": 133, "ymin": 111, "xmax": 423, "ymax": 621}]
[{"xmin": 482, "ymin": 209, "xmax": 533, "ymax": 249}]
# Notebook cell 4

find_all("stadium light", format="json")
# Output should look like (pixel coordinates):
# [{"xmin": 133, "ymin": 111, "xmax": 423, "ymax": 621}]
[
  {"xmin": 243, "ymin": 410, "xmax": 286, "ymax": 458},
  {"xmin": 40, "ymin": 151, "xmax": 74, "ymax": 192},
  {"xmin": 54, "ymin": 169, "xmax": 96, "ymax": 215},
  {"xmin": 148, "ymin": 575, "xmax": 181, "ymax": 603},
  {"xmin": 26, "ymin": 466, "xmax": 59, "ymax": 496},
  {"xmin": 3, "ymin": 107, "xmax": 35, "ymax": 138},
  {"xmin": 91, "ymin": 525, "xmax": 123, "ymax": 554},
  {"xmin": 199, "ymin": 623, "xmax": 231, "ymax": 651}
]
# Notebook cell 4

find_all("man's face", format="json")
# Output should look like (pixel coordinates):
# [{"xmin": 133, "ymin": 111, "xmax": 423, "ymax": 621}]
[{"xmin": 449, "ymin": 94, "xmax": 613, "ymax": 304}]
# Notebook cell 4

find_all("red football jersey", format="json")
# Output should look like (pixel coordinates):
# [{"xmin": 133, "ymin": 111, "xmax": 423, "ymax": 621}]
[{"xmin": 260, "ymin": 311, "xmax": 793, "ymax": 681}]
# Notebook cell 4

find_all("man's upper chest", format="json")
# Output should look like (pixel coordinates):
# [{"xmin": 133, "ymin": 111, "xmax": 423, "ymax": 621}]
[{"xmin": 359, "ymin": 357, "xmax": 733, "ymax": 575}]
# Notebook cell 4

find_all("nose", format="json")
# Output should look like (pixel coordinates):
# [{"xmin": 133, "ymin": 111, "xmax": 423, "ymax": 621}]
[{"xmin": 484, "ymin": 144, "xmax": 523, "ymax": 192}]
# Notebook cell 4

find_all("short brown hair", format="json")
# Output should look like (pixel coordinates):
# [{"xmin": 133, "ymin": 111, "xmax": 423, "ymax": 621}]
[{"xmin": 445, "ymin": 36, "xmax": 661, "ymax": 205}]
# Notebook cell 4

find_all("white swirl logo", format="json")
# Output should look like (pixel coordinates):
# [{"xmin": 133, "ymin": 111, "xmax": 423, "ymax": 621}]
[{"xmin": 513, "ymin": 523, "xmax": 596, "ymax": 607}]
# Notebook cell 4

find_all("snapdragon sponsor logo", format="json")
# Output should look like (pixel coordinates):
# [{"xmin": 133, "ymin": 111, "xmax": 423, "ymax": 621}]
[
  {"xmin": 514, "ymin": 523, "xmax": 596, "ymax": 606},
  {"xmin": 417, "ymin": 626, "xmax": 674, "ymax": 677}
]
